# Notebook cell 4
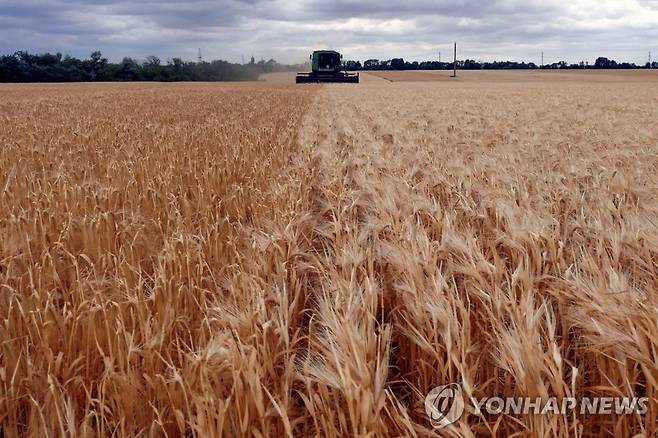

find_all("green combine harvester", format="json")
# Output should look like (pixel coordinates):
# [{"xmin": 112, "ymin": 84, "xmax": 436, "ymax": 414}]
[{"xmin": 296, "ymin": 50, "xmax": 359, "ymax": 84}]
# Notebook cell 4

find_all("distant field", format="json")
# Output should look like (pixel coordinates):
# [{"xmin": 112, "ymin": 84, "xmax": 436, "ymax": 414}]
[
  {"xmin": 261, "ymin": 69, "xmax": 658, "ymax": 84},
  {"xmin": 1, "ymin": 73, "xmax": 658, "ymax": 436},
  {"xmin": 366, "ymin": 69, "xmax": 658, "ymax": 82}
]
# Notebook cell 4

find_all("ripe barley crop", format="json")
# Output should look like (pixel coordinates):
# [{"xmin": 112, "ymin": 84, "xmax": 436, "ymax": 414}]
[{"xmin": 1, "ymin": 73, "xmax": 658, "ymax": 437}]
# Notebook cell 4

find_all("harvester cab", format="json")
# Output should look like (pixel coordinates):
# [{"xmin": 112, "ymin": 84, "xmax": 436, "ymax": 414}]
[{"xmin": 296, "ymin": 50, "xmax": 359, "ymax": 84}]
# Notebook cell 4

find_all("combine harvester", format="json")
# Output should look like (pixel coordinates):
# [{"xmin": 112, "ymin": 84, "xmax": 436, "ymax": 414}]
[{"xmin": 296, "ymin": 50, "xmax": 359, "ymax": 84}]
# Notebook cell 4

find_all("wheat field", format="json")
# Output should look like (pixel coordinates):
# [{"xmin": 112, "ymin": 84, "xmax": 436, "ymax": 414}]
[{"xmin": 1, "ymin": 72, "xmax": 658, "ymax": 437}]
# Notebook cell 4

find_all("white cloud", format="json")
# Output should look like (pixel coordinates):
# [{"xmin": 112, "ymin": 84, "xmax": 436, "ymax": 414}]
[{"xmin": 0, "ymin": 0, "xmax": 656, "ymax": 64}]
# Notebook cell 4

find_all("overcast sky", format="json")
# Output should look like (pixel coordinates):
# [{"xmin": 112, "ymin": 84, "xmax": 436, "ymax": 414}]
[{"xmin": 1, "ymin": 0, "xmax": 657, "ymax": 65}]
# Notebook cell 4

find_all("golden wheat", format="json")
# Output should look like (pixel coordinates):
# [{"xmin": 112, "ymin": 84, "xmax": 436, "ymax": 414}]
[{"xmin": 1, "ymin": 72, "xmax": 657, "ymax": 437}]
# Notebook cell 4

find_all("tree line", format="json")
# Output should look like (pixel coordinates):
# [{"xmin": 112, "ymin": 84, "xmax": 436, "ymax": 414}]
[
  {"xmin": 0, "ymin": 51, "xmax": 303, "ymax": 82},
  {"xmin": 344, "ymin": 56, "xmax": 655, "ymax": 71},
  {"xmin": 2, "ymin": 51, "xmax": 655, "ymax": 82}
]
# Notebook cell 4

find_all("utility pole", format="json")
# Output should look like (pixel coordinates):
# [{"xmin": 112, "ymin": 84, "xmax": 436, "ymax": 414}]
[
  {"xmin": 439, "ymin": 51, "xmax": 441, "ymax": 64},
  {"xmin": 541, "ymin": 51, "xmax": 544, "ymax": 69},
  {"xmin": 650, "ymin": 51, "xmax": 652, "ymax": 69},
  {"xmin": 451, "ymin": 42, "xmax": 457, "ymax": 78},
  {"xmin": 197, "ymin": 48, "xmax": 202, "ymax": 63}
]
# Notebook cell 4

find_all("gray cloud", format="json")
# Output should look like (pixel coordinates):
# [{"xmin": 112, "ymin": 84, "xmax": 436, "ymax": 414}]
[{"xmin": 0, "ymin": 0, "xmax": 656, "ymax": 64}]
